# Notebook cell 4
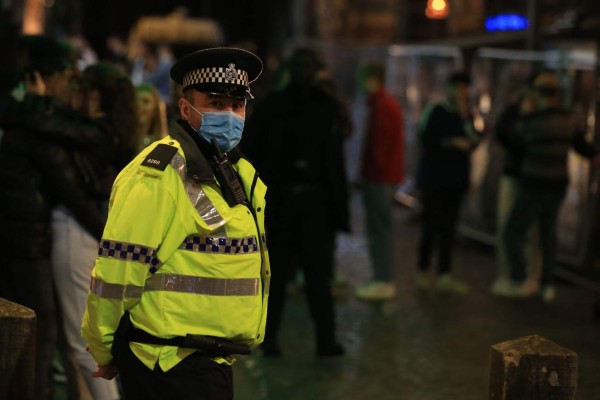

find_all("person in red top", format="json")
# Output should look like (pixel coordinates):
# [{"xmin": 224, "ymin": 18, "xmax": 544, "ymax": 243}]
[{"xmin": 355, "ymin": 62, "xmax": 405, "ymax": 301}]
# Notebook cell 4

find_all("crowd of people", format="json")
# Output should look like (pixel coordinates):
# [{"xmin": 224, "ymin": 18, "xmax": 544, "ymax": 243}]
[
  {"xmin": 491, "ymin": 70, "xmax": 600, "ymax": 301},
  {"xmin": 0, "ymin": 35, "xmax": 167, "ymax": 399},
  {"xmin": 0, "ymin": 31, "xmax": 597, "ymax": 400}
]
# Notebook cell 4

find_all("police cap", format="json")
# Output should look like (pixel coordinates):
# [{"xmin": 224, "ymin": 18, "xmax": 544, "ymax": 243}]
[{"xmin": 170, "ymin": 47, "xmax": 262, "ymax": 99}]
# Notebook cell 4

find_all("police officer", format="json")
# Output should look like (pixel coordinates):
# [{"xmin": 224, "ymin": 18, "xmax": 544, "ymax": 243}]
[{"xmin": 81, "ymin": 47, "xmax": 270, "ymax": 400}]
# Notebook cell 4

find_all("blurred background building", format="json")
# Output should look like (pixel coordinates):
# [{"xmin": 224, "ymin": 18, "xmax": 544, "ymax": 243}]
[
  {"xmin": 2, "ymin": 0, "xmax": 600, "ymax": 55},
  {"xmin": 2, "ymin": 0, "xmax": 600, "ymax": 298}
]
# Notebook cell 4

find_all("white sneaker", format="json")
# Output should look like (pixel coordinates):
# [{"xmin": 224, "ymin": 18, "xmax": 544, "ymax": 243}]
[
  {"xmin": 491, "ymin": 280, "xmax": 526, "ymax": 298},
  {"xmin": 490, "ymin": 277, "xmax": 511, "ymax": 294},
  {"xmin": 542, "ymin": 285, "xmax": 556, "ymax": 303},
  {"xmin": 355, "ymin": 281, "xmax": 396, "ymax": 301},
  {"xmin": 436, "ymin": 274, "xmax": 470, "ymax": 294}
]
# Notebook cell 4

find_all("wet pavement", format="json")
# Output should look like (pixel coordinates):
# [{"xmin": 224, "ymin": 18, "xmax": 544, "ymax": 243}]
[
  {"xmin": 231, "ymin": 193, "xmax": 600, "ymax": 400},
  {"xmin": 51, "ymin": 192, "xmax": 600, "ymax": 400}
]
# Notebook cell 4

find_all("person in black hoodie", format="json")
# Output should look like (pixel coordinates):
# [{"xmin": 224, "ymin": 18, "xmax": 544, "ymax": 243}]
[
  {"xmin": 25, "ymin": 62, "xmax": 136, "ymax": 399},
  {"xmin": 0, "ymin": 34, "xmax": 78, "ymax": 400},
  {"xmin": 242, "ymin": 48, "xmax": 350, "ymax": 357},
  {"xmin": 490, "ymin": 92, "xmax": 542, "ymax": 296},
  {"xmin": 415, "ymin": 72, "xmax": 482, "ymax": 294},
  {"xmin": 1, "ymin": 38, "xmax": 136, "ymax": 396}
]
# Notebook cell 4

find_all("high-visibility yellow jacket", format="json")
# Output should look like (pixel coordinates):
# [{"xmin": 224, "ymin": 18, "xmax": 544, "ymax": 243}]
[{"xmin": 82, "ymin": 122, "xmax": 270, "ymax": 372}]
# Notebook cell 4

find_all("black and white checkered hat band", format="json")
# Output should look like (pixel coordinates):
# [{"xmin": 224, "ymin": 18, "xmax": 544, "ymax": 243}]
[{"xmin": 183, "ymin": 67, "xmax": 249, "ymax": 88}]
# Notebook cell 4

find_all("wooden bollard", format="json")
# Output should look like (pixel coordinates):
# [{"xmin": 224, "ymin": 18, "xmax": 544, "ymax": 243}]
[
  {"xmin": 489, "ymin": 335, "xmax": 578, "ymax": 400},
  {"xmin": 0, "ymin": 297, "xmax": 36, "ymax": 400}
]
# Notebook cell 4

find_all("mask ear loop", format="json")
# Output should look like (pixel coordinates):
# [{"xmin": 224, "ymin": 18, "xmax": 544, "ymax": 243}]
[
  {"xmin": 188, "ymin": 120, "xmax": 198, "ymax": 131},
  {"xmin": 186, "ymin": 99, "xmax": 203, "ymax": 131}
]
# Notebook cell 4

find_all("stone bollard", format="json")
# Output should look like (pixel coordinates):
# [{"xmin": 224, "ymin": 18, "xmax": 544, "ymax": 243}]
[
  {"xmin": 0, "ymin": 297, "xmax": 36, "ymax": 400},
  {"xmin": 489, "ymin": 335, "xmax": 578, "ymax": 400}
]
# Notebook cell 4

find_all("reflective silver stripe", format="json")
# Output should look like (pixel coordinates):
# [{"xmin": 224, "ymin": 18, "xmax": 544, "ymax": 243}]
[
  {"xmin": 89, "ymin": 277, "xmax": 144, "ymax": 299},
  {"xmin": 170, "ymin": 151, "xmax": 187, "ymax": 181},
  {"xmin": 185, "ymin": 180, "xmax": 226, "ymax": 230},
  {"xmin": 89, "ymin": 275, "xmax": 258, "ymax": 298},
  {"xmin": 98, "ymin": 240, "xmax": 157, "ymax": 265},
  {"xmin": 145, "ymin": 274, "xmax": 259, "ymax": 296},
  {"xmin": 263, "ymin": 276, "xmax": 270, "ymax": 295},
  {"xmin": 170, "ymin": 154, "xmax": 226, "ymax": 230},
  {"xmin": 180, "ymin": 235, "xmax": 259, "ymax": 254}
]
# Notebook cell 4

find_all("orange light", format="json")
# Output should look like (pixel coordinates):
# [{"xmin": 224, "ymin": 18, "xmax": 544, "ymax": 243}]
[
  {"xmin": 23, "ymin": 0, "xmax": 45, "ymax": 33},
  {"xmin": 426, "ymin": 0, "xmax": 449, "ymax": 20}
]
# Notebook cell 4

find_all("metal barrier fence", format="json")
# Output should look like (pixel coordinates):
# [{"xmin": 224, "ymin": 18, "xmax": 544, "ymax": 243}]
[{"xmin": 284, "ymin": 40, "xmax": 600, "ymax": 286}]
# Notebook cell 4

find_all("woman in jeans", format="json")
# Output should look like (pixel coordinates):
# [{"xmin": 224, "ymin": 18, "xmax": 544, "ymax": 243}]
[{"xmin": 28, "ymin": 62, "xmax": 137, "ymax": 398}]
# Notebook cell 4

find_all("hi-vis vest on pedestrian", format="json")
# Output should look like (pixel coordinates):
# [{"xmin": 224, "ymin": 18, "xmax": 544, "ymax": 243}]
[{"xmin": 82, "ymin": 136, "xmax": 270, "ymax": 372}]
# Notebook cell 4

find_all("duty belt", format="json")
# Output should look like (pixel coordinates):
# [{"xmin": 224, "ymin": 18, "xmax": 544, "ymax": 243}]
[{"xmin": 127, "ymin": 325, "xmax": 251, "ymax": 356}]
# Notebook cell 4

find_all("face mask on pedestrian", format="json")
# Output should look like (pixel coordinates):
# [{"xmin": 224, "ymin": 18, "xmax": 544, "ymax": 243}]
[{"xmin": 186, "ymin": 100, "xmax": 244, "ymax": 152}]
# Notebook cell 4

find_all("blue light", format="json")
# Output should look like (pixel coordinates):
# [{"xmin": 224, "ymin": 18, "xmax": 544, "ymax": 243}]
[{"xmin": 485, "ymin": 14, "xmax": 529, "ymax": 32}]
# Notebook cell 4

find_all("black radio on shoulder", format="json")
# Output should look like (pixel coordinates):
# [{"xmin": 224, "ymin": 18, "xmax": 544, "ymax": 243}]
[{"xmin": 210, "ymin": 139, "xmax": 249, "ymax": 207}]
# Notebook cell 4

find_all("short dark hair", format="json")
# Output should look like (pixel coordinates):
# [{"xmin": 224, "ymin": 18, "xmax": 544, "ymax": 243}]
[
  {"xmin": 527, "ymin": 69, "xmax": 555, "ymax": 87},
  {"xmin": 360, "ymin": 62, "xmax": 386, "ymax": 83},
  {"xmin": 528, "ymin": 70, "xmax": 559, "ymax": 98},
  {"xmin": 284, "ymin": 47, "xmax": 324, "ymax": 84},
  {"xmin": 447, "ymin": 71, "xmax": 471, "ymax": 86},
  {"xmin": 17, "ymin": 35, "xmax": 75, "ymax": 77},
  {"xmin": 527, "ymin": 68, "xmax": 554, "ymax": 87}
]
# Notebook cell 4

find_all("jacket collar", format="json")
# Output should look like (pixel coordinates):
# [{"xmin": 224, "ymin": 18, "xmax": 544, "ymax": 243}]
[
  {"xmin": 169, "ymin": 119, "xmax": 246, "ymax": 182},
  {"xmin": 169, "ymin": 119, "xmax": 214, "ymax": 182}
]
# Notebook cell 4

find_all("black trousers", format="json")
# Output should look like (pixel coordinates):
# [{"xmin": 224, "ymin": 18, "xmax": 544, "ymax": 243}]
[
  {"xmin": 504, "ymin": 183, "xmax": 566, "ymax": 285},
  {"xmin": 418, "ymin": 187, "xmax": 466, "ymax": 275},
  {"xmin": 264, "ymin": 189, "xmax": 337, "ymax": 349},
  {"xmin": 118, "ymin": 344, "xmax": 233, "ymax": 400}
]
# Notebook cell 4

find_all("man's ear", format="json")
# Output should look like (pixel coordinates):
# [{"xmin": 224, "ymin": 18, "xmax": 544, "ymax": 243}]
[{"xmin": 179, "ymin": 97, "xmax": 190, "ymax": 120}]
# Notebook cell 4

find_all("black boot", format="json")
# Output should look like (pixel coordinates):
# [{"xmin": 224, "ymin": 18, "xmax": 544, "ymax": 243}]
[
  {"xmin": 260, "ymin": 340, "xmax": 283, "ymax": 357},
  {"xmin": 316, "ymin": 341, "xmax": 345, "ymax": 357}
]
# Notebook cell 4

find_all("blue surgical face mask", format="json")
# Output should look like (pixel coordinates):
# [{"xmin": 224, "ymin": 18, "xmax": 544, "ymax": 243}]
[{"xmin": 187, "ymin": 101, "xmax": 244, "ymax": 152}]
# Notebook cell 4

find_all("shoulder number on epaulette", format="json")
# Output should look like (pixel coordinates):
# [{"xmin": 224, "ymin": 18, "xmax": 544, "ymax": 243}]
[{"xmin": 141, "ymin": 144, "xmax": 178, "ymax": 171}]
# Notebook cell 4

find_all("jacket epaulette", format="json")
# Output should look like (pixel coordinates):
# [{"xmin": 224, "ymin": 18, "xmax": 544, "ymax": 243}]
[{"xmin": 141, "ymin": 143, "xmax": 179, "ymax": 171}]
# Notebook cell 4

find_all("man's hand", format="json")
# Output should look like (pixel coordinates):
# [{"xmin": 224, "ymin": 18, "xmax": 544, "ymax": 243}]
[
  {"xmin": 91, "ymin": 362, "xmax": 119, "ymax": 380},
  {"xmin": 444, "ymin": 137, "xmax": 472, "ymax": 152},
  {"xmin": 86, "ymin": 343, "xmax": 119, "ymax": 379},
  {"xmin": 25, "ymin": 71, "xmax": 46, "ymax": 96}
]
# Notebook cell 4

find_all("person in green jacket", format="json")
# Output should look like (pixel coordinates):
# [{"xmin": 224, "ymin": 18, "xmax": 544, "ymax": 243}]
[{"xmin": 82, "ymin": 47, "xmax": 270, "ymax": 400}]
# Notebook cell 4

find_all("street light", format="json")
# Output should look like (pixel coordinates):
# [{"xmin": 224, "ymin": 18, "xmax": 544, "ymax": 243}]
[
  {"xmin": 426, "ymin": 0, "xmax": 450, "ymax": 20},
  {"xmin": 23, "ymin": 0, "xmax": 45, "ymax": 34}
]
